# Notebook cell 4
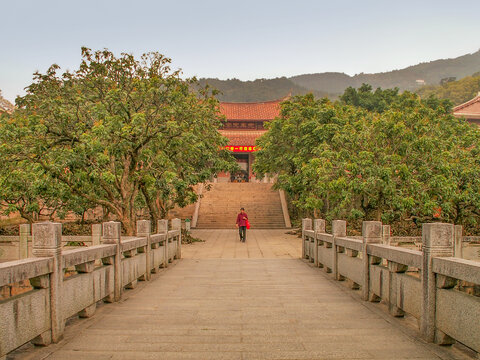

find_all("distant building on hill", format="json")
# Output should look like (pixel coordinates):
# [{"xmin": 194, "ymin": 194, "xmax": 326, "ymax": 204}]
[
  {"xmin": 216, "ymin": 97, "xmax": 286, "ymax": 182},
  {"xmin": 453, "ymin": 92, "xmax": 480, "ymax": 126}
]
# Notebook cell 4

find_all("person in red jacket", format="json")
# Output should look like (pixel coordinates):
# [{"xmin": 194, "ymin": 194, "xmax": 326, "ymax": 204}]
[{"xmin": 236, "ymin": 208, "xmax": 248, "ymax": 242}]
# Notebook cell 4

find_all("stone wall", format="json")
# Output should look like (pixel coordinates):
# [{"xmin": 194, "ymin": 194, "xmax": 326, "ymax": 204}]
[
  {"xmin": 303, "ymin": 220, "xmax": 480, "ymax": 355},
  {"xmin": 0, "ymin": 219, "xmax": 182, "ymax": 358}
]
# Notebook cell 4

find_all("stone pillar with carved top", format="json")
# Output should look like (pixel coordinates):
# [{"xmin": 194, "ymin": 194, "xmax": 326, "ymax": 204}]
[
  {"xmin": 382, "ymin": 225, "xmax": 391, "ymax": 246},
  {"xmin": 157, "ymin": 219, "xmax": 169, "ymax": 268},
  {"xmin": 92, "ymin": 223, "xmax": 102, "ymax": 247},
  {"xmin": 137, "ymin": 220, "xmax": 152, "ymax": 281},
  {"xmin": 302, "ymin": 218, "xmax": 312, "ymax": 259},
  {"xmin": 102, "ymin": 221, "xmax": 122, "ymax": 302},
  {"xmin": 313, "ymin": 219, "xmax": 325, "ymax": 267},
  {"xmin": 171, "ymin": 218, "xmax": 182, "ymax": 259},
  {"xmin": 32, "ymin": 222, "xmax": 64, "ymax": 345},
  {"xmin": 19, "ymin": 223, "xmax": 30, "ymax": 259},
  {"xmin": 420, "ymin": 222, "xmax": 454, "ymax": 344},
  {"xmin": 332, "ymin": 220, "xmax": 347, "ymax": 281},
  {"xmin": 362, "ymin": 221, "xmax": 382, "ymax": 301}
]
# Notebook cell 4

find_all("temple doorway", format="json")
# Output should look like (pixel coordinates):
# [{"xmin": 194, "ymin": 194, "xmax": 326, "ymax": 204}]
[{"xmin": 230, "ymin": 153, "xmax": 250, "ymax": 182}]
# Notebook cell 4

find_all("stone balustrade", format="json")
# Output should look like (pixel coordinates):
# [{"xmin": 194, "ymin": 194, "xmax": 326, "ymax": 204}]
[
  {"xmin": 303, "ymin": 219, "xmax": 480, "ymax": 355},
  {"xmin": 0, "ymin": 219, "xmax": 181, "ymax": 358}
]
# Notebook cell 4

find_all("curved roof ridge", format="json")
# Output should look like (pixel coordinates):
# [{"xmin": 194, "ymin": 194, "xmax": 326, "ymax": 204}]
[
  {"xmin": 453, "ymin": 92, "xmax": 480, "ymax": 112},
  {"xmin": 220, "ymin": 96, "xmax": 288, "ymax": 105}
]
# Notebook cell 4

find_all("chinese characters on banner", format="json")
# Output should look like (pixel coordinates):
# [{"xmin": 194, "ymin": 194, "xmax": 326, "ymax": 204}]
[{"xmin": 223, "ymin": 146, "xmax": 258, "ymax": 152}]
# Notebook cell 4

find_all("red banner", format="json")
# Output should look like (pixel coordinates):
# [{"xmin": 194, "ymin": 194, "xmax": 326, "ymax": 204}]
[{"xmin": 223, "ymin": 146, "xmax": 258, "ymax": 152}]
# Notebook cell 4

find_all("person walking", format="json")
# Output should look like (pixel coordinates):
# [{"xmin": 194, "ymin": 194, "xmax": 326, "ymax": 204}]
[{"xmin": 236, "ymin": 207, "xmax": 248, "ymax": 243}]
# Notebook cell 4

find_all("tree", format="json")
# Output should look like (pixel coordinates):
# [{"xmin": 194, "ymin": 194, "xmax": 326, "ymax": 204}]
[
  {"xmin": 254, "ymin": 91, "xmax": 480, "ymax": 231},
  {"xmin": 340, "ymin": 84, "xmax": 401, "ymax": 113},
  {"xmin": 1, "ymin": 48, "xmax": 235, "ymax": 234}
]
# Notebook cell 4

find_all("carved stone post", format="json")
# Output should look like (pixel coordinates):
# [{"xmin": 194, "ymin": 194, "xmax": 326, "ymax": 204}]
[
  {"xmin": 32, "ymin": 222, "xmax": 64, "ymax": 344},
  {"xmin": 171, "ymin": 218, "xmax": 182, "ymax": 260},
  {"xmin": 332, "ymin": 220, "xmax": 347, "ymax": 281},
  {"xmin": 387, "ymin": 261, "xmax": 407, "ymax": 317},
  {"xmin": 19, "ymin": 223, "xmax": 30, "ymax": 259},
  {"xmin": 362, "ymin": 221, "xmax": 382, "ymax": 301},
  {"xmin": 157, "ymin": 219, "xmax": 168, "ymax": 268},
  {"xmin": 92, "ymin": 224, "xmax": 102, "ymax": 247},
  {"xmin": 382, "ymin": 225, "xmax": 391, "ymax": 246},
  {"xmin": 453, "ymin": 225, "xmax": 463, "ymax": 258},
  {"xmin": 313, "ymin": 219, "xmax": 325, "ymax": 267},
  {"xmin": 421, "ymin": 223, "xmax": 454, "ymax": 343},
  {"xmin": 137, "ymin": 220, "xmax": 152, "ymax": 281},
  {"xmin": 102, "ymin": 221, "xmax": 122, "ymax": 302},
  {"xmin": 302, "ymin": 218, "xmax": 312, "ymax": 259}
]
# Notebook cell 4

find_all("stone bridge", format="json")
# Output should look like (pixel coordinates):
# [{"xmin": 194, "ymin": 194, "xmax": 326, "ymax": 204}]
[{"xmin": 0, "ymin": 221, "xmax": 479, "ymax": 359}]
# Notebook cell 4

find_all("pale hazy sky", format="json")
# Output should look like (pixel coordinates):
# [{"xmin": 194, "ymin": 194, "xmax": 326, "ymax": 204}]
[{"xmin": 1, "ymin": 0, "xmax": 479, "ymax": 102}]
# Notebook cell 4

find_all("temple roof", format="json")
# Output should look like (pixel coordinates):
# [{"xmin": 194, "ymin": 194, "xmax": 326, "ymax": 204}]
[
  {"xmin": 219, "ymin": 130, "xmax": 267, "ymax": 146},
  {"xmin": 219, "ymin": 98, "xmax": 284, "ymax": 121},
  {"xmin": 453, "ymin": 93, "xmax": 480, "ymax": 120}
]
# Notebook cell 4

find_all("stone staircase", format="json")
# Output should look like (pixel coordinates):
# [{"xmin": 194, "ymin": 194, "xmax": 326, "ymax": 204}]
[{"xmin": 195, "ymin": 183, "xmax": 287, "ymax": 229}]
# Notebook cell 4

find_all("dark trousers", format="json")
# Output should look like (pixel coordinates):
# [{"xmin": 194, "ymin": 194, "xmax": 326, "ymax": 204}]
[{"xmin": 239, "ymin": 226, "xmax": 246, "ymax": 242}]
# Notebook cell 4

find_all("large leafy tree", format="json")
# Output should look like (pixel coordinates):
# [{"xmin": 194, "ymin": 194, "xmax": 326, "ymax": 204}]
[
  {"xmin": 1, "ymin": 48, "xmax": 235, "ymax": 234},
  {"xmin": 254, "ymin": 90, "xmax": 480, "ymax": 231}
]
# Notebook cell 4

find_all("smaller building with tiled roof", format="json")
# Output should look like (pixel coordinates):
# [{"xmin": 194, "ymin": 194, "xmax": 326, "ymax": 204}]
[
  {"xmin": 216, "ymin": 97, "xmax": 285, "ymax": 182},
  {"xmin": 453, "ymin": 92, "xmax": 480, "ymax": 125}
]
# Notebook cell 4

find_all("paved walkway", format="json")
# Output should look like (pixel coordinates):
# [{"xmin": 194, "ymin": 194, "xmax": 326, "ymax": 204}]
[
  {"xmin": 14, "ymin": 230, "xmax": 469, "ymax": 360},
  {"xmin": 183, "ymin": 229, "xmax": 301, "ymax": 259}
]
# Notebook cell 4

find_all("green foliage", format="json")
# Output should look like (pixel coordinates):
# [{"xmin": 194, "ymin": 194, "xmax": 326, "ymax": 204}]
[
  {"xmin": 0, "ymin": 48, "xmax": 236, "ymax": 234},
  {"xmin": 340, "ymin": 84, "xmax": 402, "ymax": 113},
  {"xmin": 254, "ymin": 91, "xmax": 480, "ymax": 229},
  {"xmin": 416, "ymin": 72, "xmax": 480, "ymax": 105}
]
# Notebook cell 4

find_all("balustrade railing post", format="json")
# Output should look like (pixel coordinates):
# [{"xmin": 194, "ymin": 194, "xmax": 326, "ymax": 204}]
[
  {"xmin": 92, "ymin": 223, "xmax": 102, "ymax": 246},
  {"xmin": 157, "ymin": 219, "xmax": 169, "ymax": 268},
  {"xmin": 32, "ymin": 222, "xmax": 64, "ymax": 344},
  {"xmin": 19, "ymin": 223, "xmax": 30, "ymax": 259},
  {"xmin": 453, "ymin": 224, "xmax": 463, "ymax": 258},
  {"xmin": 171, "ymin": 218, "xmax": 182, "ymax": 259},
  {"xmin": 302, "ymin": 218, "xmax": 312, "ymax": 259},
  {"xmin": 332, "ymin": 220, "xmax": 347, "ymax": 281},
  {"xmin": 102, "ymin": 221, "xmax": 122, "ymax": 302},
  {"xmin": 313, "ymin": 219, "xmax": 325, "ymax": 267},
  {"xmin": 137, "ymin": 220, "xmax": 152, "ymax": 281},
  {"xmin": 362, "ymin": 221, "xmax": 382, "ymax": 301},
  {"xmin": 382, "ymin": 225, "xmax": 391, "ymax": 246},
  {"xmin": 420, "ymin": 222, "xmax": 454, "ymax": 343}
]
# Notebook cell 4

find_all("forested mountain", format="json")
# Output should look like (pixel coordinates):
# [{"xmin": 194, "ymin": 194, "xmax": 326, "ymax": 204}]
[
  {"xmin": 201, "ymin": 50, "xmax": 480, "ymax": 102},
  {"xmin": 197, "ymin": 77, "xmax": 327, "ymax": 102},
  {"xmin": 416, "ymin": 72, "xmax": 480, "ymax": 105}
]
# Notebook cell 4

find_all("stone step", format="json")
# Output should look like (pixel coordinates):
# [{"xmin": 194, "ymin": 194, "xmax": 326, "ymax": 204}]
[{"xmin": 196, "ymin": 182, "xmax": 286, "ymax": 229}]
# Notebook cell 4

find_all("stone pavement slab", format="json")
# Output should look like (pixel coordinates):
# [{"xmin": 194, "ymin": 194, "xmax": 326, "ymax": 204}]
[
  {"xmin": 9, "ymin": 230, "xmax": 471, "ymax": 360},
  {"xmin": 183, "ymin": 229, "xmax": 301, "ymax": 259}
]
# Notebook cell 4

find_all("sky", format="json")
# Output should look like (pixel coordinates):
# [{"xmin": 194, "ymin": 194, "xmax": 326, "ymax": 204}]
[{"xmin": 1, "ymin": 0, "xmax": 480, "ymax": 102}]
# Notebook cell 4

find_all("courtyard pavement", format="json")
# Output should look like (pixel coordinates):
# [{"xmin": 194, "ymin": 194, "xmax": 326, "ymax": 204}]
[{"xmin": 12, "ymin": 229, "xmax": 471, "ymax": 360}]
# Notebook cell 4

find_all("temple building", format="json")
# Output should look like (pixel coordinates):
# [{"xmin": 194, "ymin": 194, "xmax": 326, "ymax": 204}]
[
  {"xmin": 216, "ymin": 98, "xmax": 284, "ymax": 182},
  {"xmin": 453, "ymin": 92, "xmax": 480, "ymax": 126}
]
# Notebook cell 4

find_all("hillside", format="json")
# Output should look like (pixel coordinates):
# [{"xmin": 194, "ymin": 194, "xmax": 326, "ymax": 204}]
[
  {"xmin": 201, "ymin": 49, "xmax": 480, "ymax": 101},
  {"xmin": 198, "ymin": 77, "xmax": 327, "ymax": 102},
  {"xmin": 416, "ymin": 72, "xmax": 480, "ymax": 105}
]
